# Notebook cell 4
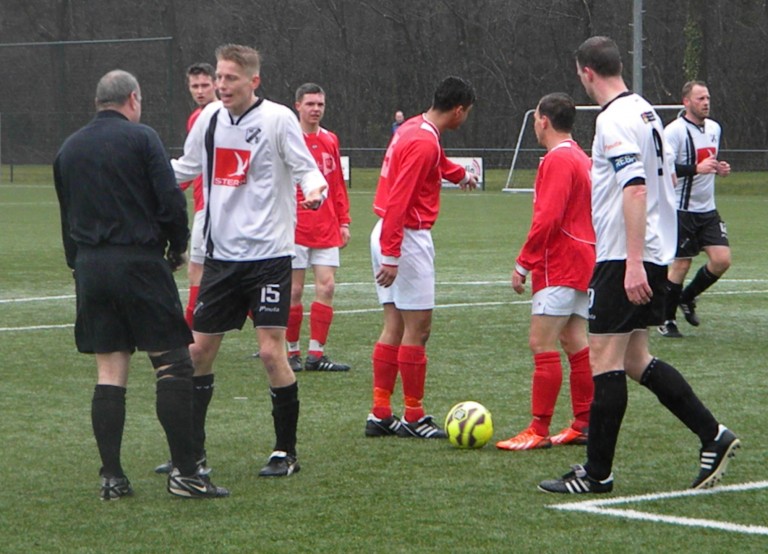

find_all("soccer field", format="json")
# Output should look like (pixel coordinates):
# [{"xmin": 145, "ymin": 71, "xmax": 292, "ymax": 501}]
[{"xmin": 1, "ymin": 171, "xmax": 767, "ymax": 553}]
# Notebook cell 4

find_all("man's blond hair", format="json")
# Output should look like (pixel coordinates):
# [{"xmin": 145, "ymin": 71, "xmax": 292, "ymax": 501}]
[{"xmin": 215, "ymin": 44, "xmax": 261, "ymax": 76}]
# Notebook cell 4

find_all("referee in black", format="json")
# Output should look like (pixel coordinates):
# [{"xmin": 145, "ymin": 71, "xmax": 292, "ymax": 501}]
[{"xmin": 54, "ymin": 69, "xmax": 228, "ymax": 500}]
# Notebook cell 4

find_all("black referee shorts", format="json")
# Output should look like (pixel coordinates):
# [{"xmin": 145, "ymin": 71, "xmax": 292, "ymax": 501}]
[
  {"xmin": 588, "ymin": 260, "xmax": 668, "ymax": 334},
  {"xmin": 676, "ymin": 210, "xmax": 729, "ymax": 258},
  {"xmin": 74, "ymin": 245, "xmax": 192, "ymax": 354},
  {"xmin": 193, "ymin": 256, "xmax": 292, "ymax": 334}
]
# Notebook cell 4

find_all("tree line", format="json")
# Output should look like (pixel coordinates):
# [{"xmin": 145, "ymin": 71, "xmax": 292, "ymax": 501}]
[{"xmin": 1, "ymin": 0, "xmax": 766, "ymax": 167}]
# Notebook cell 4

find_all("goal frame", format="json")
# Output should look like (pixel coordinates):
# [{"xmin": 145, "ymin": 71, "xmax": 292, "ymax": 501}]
[{"xmin": 502, "ymin": 104, "xmax": 684, "ymax": 193}]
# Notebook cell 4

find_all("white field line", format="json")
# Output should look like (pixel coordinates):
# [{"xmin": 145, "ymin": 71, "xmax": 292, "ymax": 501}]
[
  {"xmin": 2, "ymin": 278, "xmax": 767, "ymax": 305},
  {"xmin": 549, "ymin": 480, "xmax": 768, "ymax": 536},
  {"xmin": 2, "ymin": 280, "xmax": 766, "ymax": 333},
  {"xmin": 0, "ymin": 299, "xmax": 532, "ymax": 332}
]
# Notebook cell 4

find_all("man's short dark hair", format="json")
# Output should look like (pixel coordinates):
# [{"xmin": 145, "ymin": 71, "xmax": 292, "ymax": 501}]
[
  {"xmin": 186, "ymin": 62, "xmax": 215, "ymax": 81},
  {"xmin": 538, "ymin": 93, "xmax": 576, "ymax": 133},
  {"xmin": 295, "ymin": 82, "xmax": 325, "ymax": 103},
  {"xmin": 95, "ymin": 70, "xmax": 140, "ymax": 109},
  {"xmin": 575, "ymin": 36, "xmax": 623, "ymax": 77},
  {"xmin": 432, "ymin": 76, "xmax": 476, "ymax": 112},
  {"xmin": 682, "ymin": 80, "xmax": 708, "ymax": 99}
]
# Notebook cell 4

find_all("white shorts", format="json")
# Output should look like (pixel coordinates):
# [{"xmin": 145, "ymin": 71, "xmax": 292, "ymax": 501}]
[
  {"xmin": 370, "ymin": 219, "xmax": 435, "ymax": 310},
  {"xmin": 189, "ymin": 210, "xmax": 206, "ymax": 264},
  {"xmin": 531, "ymin": 286, "xmax": 589, "ymax": 318},
  {"xmin": 291, "ymin": 245, "xmax": 340, "ymax": 270}
]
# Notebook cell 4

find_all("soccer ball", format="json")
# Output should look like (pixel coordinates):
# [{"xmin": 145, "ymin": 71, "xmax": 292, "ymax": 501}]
[{"xmin": 444, "ymin": 401, "xmax": 493, "ymax": 449}]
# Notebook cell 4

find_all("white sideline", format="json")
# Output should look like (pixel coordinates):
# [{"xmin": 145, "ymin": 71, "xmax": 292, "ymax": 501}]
[{"xmin": 549, "ymin": 480, "xmax": 768, "ymax": 536}]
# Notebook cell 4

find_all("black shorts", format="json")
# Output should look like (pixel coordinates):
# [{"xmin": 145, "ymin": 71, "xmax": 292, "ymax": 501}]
[
  {"xmin": 676, "ymin": 210, "xmax": 729, "ymax": 258},
  {"xmin": 193, "ymin": 256, "xmax": 292, "ymax": 333},
  {"xmin": 588, "ymin": 260, "xmax": 667, "ymax": 334},
  {"xmin": 74, "ymin": 245, "xmax": 192, "ymax": 354}
]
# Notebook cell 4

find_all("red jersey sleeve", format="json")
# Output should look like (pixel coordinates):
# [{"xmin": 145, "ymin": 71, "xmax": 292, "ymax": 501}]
[
  {"xmin": 516, "ymin": 153, "xmax": 571, "ymax": 271},
  {"xmin": 439, "ymin": 151, "xmax": 467, "ymax": 184}
]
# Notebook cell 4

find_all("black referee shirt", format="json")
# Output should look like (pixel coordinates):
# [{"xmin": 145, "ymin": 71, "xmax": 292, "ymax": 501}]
[{"xmin": 54, "ymin": 110, "xmax": 188, "ymax": 269}]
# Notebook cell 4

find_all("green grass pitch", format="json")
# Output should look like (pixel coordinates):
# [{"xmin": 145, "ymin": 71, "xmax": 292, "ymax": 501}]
[{"xmin": 1, "ymin": 167, "xmax": 767, "ymax": 553}]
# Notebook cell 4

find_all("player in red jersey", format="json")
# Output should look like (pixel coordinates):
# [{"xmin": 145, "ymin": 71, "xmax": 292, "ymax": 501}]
[
  {"xmin": 495, "ymin": 93, "xmax": 596, "ymax": 451},
  {"xmin": 287, "ymin": 83, "xmax": 352, "ymax": 372},
  {"xmin": 365, "ymin": 76, "xmax": 478, "ymax": 439},
  {"xmin": 180, "ymin": 63, "xmax": 217, "ymax": 327}
]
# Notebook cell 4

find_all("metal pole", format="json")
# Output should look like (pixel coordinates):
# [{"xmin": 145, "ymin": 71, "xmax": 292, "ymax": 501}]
[{"xmin": 632, "ymin": 0, "xmax": 644, "ymax": 95}]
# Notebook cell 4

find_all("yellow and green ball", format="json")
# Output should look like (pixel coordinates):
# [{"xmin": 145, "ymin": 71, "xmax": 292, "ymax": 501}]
[{"xmin": 444, "ymin": 401, "xmax": 493, "ymax": 449}]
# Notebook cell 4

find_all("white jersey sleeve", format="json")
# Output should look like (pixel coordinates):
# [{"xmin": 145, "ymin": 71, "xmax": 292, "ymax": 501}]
[
  {"xmin": 172, "ymin": 101, "xmax": 222, "ymax": 183},
  {"xmin": 274, "ymin": 109, "xmax": 327, "ymax": 201}
]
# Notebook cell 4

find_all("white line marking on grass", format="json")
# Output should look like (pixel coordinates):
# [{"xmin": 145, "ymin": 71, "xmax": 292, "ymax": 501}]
[
  {"xmin": 0, "ymin": 299, "xmax": 531, "ymax": 332},
  {"xmin": 0, "ymin": 294, "xmax": 75, "ymax": 304},
  {"xmin": 549, "ymin": 480, "xmax": 768, "ymax": 536},
  {"xmin": 0, "ymin": 323, "xmax": 73, "ymax": 332}
]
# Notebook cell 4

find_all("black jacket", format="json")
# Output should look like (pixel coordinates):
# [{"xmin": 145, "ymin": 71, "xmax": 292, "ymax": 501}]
[{"xmin": 54, "ymin": 110, "xmax": 188, "ymax": 269}]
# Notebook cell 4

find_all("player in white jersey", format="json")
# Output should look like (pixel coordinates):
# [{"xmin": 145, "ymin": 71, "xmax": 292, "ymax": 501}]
[
  {"xmin": 539, "ymin": 36, "xmax": 739, "ymax": 495},
  {"xmin": 658, "ymin": 81, "xmax": 732, "ymax": 338},
  {"xmin": 171, "ymin": 44, "xmax": 327, "ymax": 479}
]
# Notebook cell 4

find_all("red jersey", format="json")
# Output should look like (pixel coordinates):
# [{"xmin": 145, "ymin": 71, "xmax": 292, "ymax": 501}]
[
  {"xmin": 516, "ymin": 139, "xmax": 595, "ymax": 294},
  {"xmin": 373, "ymin": 115, "xmax": 466, "ymax": 259},
  {"xmin": 295, "ymin": 127, "xmax": 350, "ymax": 248},
  {"xmin": 179, "ymin": 106, "xmax": 205, "ymax": 212}
]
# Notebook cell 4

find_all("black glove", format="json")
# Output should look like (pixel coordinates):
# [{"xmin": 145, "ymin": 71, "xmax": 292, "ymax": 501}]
[{"xmin": 166, "ymin": 249, "xmax": 188, "ymax": 272}]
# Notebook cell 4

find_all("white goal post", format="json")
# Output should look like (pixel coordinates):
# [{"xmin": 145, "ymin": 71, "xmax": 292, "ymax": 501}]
[{"xmin": 502, "ymin": 104, "xmax": 685, "ymax": 193}]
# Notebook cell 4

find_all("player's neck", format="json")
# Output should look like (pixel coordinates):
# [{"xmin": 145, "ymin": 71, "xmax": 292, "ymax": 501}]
[
  {"xmin": 544, "ymin": 133, "xmax": 573, "ymax": 152},
  {"xmin": 423, "ymin": 110, "xmax": 447, "ymax": 134},
  {"xmin": 301, "ymin": 122, "xmax": 320, "ymax": 134},
  {"xmin": 593, "ymin": 77, "xmax": 629, "ymax": 108},
  {"xmin": 685, "ymin": 112, "xmax": 705, "ymax": 126}
]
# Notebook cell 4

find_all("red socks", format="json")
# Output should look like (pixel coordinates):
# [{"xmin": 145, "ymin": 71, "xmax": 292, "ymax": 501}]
[
  {"xmin": 308, "ymin": 302, "xmax": 333, "ymax": 357},
  {"xmin": 399, "ymin": 345, "xmax": 427, "ymax": 423},
  {"xmin": 530, "ymin": 351, "xmax": 563, "ymax": 436},
  {"xmin": 371, "ymin": 342, "xmax": 399, "ymax": 419},
  {"xmin": 568, "ymin": 347, "xmax": 593, "ymax": 432},
  {"xmin": 185, "ymin": 285, "xmax": 199, "ymax": 329}
]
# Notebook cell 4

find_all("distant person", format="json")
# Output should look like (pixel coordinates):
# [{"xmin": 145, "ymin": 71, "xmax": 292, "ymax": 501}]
[
  {"xmin": 171, "ymin": 44, "xmax": 327, "ymax": 478},
  {"xmin": 53, "ymin": 69, "xmax": 228, "ymax": 499},
  {"xmin": 658, "ymin": 80, "xmax": 732, "ymax": 338},
  {"xmin": 366, "ymin": 77, "xmax": 477, "ymax": 439},
  {"xmin": 287, "ymin": 83, "xmax": 351, "ymax": 372},
  {"xmin": 391, "ymin": 110, "xmax": 405, "ymax": 134},
  {"xmin": 539, "ymin": 36, "xmax": 739, "ymax": 494},
  {"xmin": 495, "ymin": 92, "xmax": 595, "ymax": 452},
  {"xmin": 180, "ymin": 63, "xmax": 217, "ymax": 328}
]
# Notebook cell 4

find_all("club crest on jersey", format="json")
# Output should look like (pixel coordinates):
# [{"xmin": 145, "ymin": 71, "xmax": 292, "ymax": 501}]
[
  {"xmin": 641, "ymin": 111, "xmax": 656, "ymax": 123},
  {"xmin": 213, "ymin": 148, "xmax": 250, "ymax": 187},
  {"xmin": 321, "ymin": 152, "xmax": 337, "ymax": 175},
  {"xmin": 245, "ymin": 127, "xmax": 262, "ymax": 144}
]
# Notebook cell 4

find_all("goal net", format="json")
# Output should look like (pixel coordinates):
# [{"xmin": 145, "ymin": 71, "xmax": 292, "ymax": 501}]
[{"xmin": 502, "ymin": 104, "xmax": 684, "ymax": 192}]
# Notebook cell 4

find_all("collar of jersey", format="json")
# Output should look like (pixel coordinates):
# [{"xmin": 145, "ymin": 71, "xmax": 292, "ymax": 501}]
[{"xmin": 227, "ymin": 96, "xmax": 265, "ymax": 125}]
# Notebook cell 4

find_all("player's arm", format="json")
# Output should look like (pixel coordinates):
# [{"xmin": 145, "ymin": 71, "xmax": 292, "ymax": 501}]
[
  {"xmin": 144, "ymin": 128, "xmax": 190, "ymax": 264},
  {"xmin": 279, "ymin": 112, "xmax": 327, "ymax": 208},
  {"xmin": 171, "ymin": 111, "xmax": 206, "ymax": 183},
  {"xmin": 515, "ymin": 157, "xmax": 569, "ymax": 284},
  {"xmin": 329, "ymin": 135, "xmax": 351, "ymax": 246},
  {"xmin": 377, "ymin": 141, "xmax": 434, "ymax": 286},
  {"xmin": 622, "ymin": 181, "xmax": 651, "ymax": 304},
  {"xmin": 53, "ymin": 157, "xmax": 78, "ymax": 270},
  {"xmin": 439, "ymin": 151, "xmax": 477, "ymax": 189}
]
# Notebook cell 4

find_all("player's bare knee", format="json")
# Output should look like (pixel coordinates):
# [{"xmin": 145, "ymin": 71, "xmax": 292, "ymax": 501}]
[{"xmin": 149, "ymin": 347, "xmax": 193, "ymax": 380}]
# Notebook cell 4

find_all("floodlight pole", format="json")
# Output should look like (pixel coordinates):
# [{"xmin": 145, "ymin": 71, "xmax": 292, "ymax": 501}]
[{"xmin": 632, "ymin": 0, "xmax": 644, "ymax": 95}]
